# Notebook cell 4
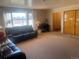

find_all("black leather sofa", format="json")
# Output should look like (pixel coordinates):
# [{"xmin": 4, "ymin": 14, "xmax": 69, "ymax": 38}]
[
  {"xmin": 6, "ymin": 26, "xmax": 37, "ymax": 44},
  {"xmin": 0, "ymin": 40, "xmax": 26, "ymax": 59}
]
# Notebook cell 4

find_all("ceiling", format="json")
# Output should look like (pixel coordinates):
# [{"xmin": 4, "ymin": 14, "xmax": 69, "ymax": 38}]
[{"xmin": 0, "ymin": 0, "xmax": 79, "ymax": 9}]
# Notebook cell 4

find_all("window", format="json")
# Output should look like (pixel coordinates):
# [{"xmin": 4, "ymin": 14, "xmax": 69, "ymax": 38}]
[
  {"xmin": 5, "ymin": 12, "xmax": 33, "ymax": 28},
  {"xmin": 28, "ymin": 13, "xmax": 33, "ymax": 25},
  {"xmin": 12, "ymin": 13, "xmax": 27, "ymax": 27}
]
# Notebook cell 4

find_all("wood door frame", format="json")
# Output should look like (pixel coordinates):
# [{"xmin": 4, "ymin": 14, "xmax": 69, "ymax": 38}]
[{"xmin": 75, "ymin": 10, "xmax": 79, "ymax": 36}]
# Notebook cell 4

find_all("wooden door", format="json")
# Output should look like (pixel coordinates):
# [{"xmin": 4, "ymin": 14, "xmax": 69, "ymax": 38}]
[
  {"xmin": 64, "ymin": 11, "xmax": 75, "ymax": 35},
  {"xmin": 53, "ymin": 12, "xmax": 61, "ymax": 31},
  {"xmin": 75, "ymin": 10, "xmax": 79, "ymax": 36}
]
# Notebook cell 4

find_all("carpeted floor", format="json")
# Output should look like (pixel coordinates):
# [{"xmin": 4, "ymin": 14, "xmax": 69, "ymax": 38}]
[{"xmin": 17, "ymin": 32, "xmax": 79, "ymax": 59}]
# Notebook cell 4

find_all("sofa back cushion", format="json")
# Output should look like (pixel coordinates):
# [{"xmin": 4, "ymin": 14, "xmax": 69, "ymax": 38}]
[{"xmin": 6, "ymin": 26, "xmax": 34, "ymax": 36}]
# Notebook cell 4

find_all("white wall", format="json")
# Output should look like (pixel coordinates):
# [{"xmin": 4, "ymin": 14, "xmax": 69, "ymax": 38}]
[
  {"xmin": 49, "ymin": 4, "xmax": 79, "ymax": 33},
  {"xmin": 47, "ymin": 10, "xmax": 53, "ymax": 31}
]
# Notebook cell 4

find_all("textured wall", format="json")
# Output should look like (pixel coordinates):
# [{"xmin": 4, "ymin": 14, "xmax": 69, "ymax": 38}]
[{"xmin": 33, "ymin": 9, "xmax": 49, "ymax": 30}]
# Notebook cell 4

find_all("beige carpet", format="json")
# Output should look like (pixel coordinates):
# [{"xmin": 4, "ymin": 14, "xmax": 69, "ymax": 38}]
[{"xmin": 17, "ymin": 32, "xmax": 79, "ymax": 59}]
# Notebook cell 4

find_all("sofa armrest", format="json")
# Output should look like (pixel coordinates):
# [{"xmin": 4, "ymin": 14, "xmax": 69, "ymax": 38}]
[{"xmin": 6, "ymin": 51, "xmax": 26, "ymax": 59}]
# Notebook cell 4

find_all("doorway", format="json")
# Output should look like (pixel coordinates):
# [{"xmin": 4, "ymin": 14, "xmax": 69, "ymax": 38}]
[
  {"xmin": 52, "ymin": 12, "xmax": 61, "ymax": 31},
  {"xmin": 63, "ymin": 10, "xmax": 79, "ymax": 36},
  {"xmin": 63, "ymin": 10, "xmax": 75, "ymax": 35}
]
